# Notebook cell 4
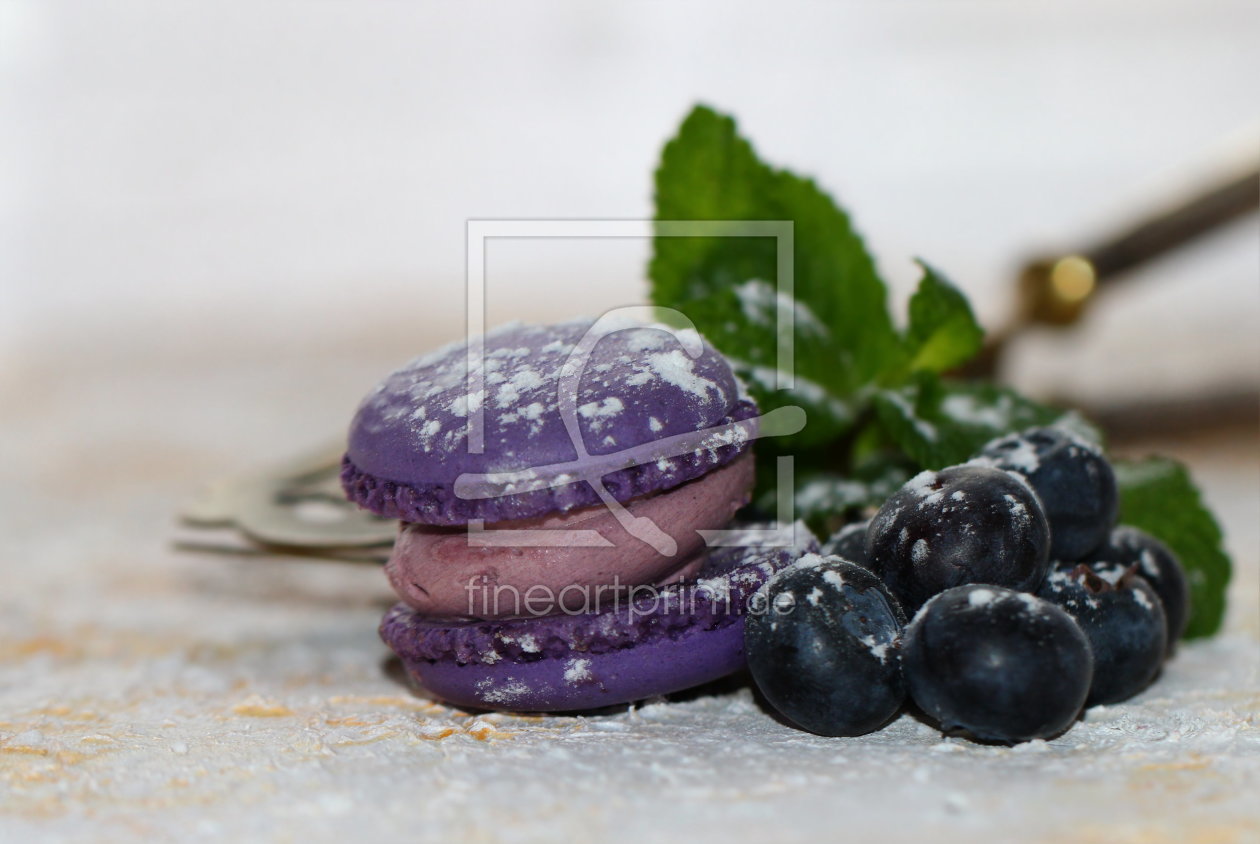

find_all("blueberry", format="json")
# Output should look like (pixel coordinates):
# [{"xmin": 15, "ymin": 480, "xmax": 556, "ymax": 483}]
[
  {"xmin": 867, "ymin": 465, "xmax": 1051, "ymax": 612},
  {"xmin": 745, "ymin": 556, "xmax": 907, "ymax": 736},
  {"xmin": 820, "ymin": 519, "xmax": 873, "ymax": 572},
  {"xmin": 1093, "ymin": 526, "xmax": 1187, "ymax": 653},
  {"xmin": 903, "ymin": 584, "xmax": 1093, "ymax": 742},
  {"xmin": 973, "ymin": 427, "xmax": 1117, "ymax": 561},
  {"xmin": 1036, "ymin": 561, "xmax": 1166, "ymax": 706}
]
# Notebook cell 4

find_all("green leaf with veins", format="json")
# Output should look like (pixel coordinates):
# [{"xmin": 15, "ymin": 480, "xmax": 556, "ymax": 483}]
[
  {"xmin": 873, "ymin": 373, "xmax": 1099, "ymax": 469},
  {"xmin": 1115, "ymin": 457, "xmax": 1231, "ymax": 639},
  {"xmin": 899, "ymin": 260, "xmax": 985, "ymax": 377},
  {"xmin": 781, "ymin": 463, "xmax": 910, "ymax": 535},
  {"xmin": 649, "ymin": 105, "xmax": 901, "ymax": 411},
  {"xmin": 669, "ymin": 280, "xmax": 855, "ymax": 447}
]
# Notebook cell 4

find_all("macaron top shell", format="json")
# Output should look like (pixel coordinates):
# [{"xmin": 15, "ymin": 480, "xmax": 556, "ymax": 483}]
[{"xmin": 344, "ymin": 319, "xmax": 757, "ymax": 525}]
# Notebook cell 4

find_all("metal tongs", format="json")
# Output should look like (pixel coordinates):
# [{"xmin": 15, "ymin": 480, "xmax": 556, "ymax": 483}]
[{"xmin": 174, "ymin": 443, "xmax": 396, "ymax": 563}]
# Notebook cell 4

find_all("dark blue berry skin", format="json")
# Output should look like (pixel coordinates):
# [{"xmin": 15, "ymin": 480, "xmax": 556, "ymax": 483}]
[
  {"xmin": 820, "ymin": 519, "xmax": 873, "ymax": 573},
  {"xmin": 974, "ymin": 427, "xmax": 1117, "ymax": 561},
  {"xmin": 745, "ymin": 556, "xmax": 907, "ymax": 737},
  {"xmin": 1037, "ymin": 561, "xmax": 1167, "ymax": 706},
  {"xmin": 903, "ymin": 585, "xmax": 1093, "ymax": 743},
  {"xmin": 866, "ymin": 465, "xmax": 1051, "ymax": 612},
  {"xmin": 1094, "ymin": 526, "xmax": 1187, "ymax": 654}
]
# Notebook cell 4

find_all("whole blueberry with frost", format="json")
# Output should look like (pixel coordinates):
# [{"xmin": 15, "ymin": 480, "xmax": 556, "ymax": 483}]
[
  {"xmin": 1036, "ymin": 560, "xmax": 1166, "ymax": 706},
  {"xmin": 745, "ymin": 555, "xmax": 907, "ymax": 737},
  {"xmin": 903, "ymin": 584, "xmax": 1093, "ymax": 743},
  {"xmin": 820, "ymin": 519, "xmax": 873, "ymax": 572},
  {"xmin": 866, "ymin": 465, "xmax": 1051, "ymax": 612},
  {"xmin": 972, "ymin": 427, "xmax": 1117, "ymax": 561},
  {"xmin": 1093, "ymin": 526, "xmax": 1188, "ymax": 654}
]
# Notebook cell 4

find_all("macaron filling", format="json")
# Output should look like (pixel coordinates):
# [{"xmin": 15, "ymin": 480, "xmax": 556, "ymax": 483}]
[{"xmin": 384, "ymin": 451, "xmax": 755, "ymax": 619}]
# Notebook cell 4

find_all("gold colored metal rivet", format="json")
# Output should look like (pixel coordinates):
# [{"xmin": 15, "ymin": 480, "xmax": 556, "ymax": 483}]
[{"xmin": 1050, "ymin": 256, "xmax": 1097, "ymax": 306}]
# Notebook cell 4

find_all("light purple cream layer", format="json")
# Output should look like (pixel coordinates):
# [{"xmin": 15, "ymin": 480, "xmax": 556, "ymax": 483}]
[{"xmin": 385, "ymin": 452, "xmax": 755, "ymax": 618}]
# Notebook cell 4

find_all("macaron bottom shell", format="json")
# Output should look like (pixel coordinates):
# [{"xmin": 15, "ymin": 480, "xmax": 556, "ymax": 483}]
[
  {"xmin": 379, "ymin": 541, "xmax": 807, "ymax": 712},
  {"xmin": 395, "ymin": 619, "xmax": 747, "ymax": 712}
]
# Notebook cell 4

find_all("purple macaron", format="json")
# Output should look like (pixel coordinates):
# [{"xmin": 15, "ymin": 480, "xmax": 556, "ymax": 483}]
[{"xmin": 342, "ymin": 317, "xmax": 810, "ymax": 710}]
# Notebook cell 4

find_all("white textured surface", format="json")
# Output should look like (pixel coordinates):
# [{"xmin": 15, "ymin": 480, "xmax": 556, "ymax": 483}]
[{"xmin": 1, "ymin": 321, "xmax": 1257, "ymax": 843}]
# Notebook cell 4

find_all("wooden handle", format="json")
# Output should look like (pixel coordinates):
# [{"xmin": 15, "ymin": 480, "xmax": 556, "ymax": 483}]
[{"xmin": 1021, "ymin": 165, "xmax": 1259, "ymax": 327}]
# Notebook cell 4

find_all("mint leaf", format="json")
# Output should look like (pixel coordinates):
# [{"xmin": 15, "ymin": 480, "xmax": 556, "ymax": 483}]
[
  {"xmin": 668, "ymin": 280, "xmax": 855, "ymax": 446},
  {"xmin": 649, "ymin": 105, "xmax": 901, "ymax": 411},
  {"xmin": 793, "ymin": 466, "xmax": 908, "ymax": 530},
  {"xmin": 751, "ymin": 458, "xmax": 909, "ymax": 535},
  {"xmin": 873, "ymin": 374, "xmax": 1096, "ymax": 468},
  {"xmin": 901, "ymin": 260, "xmax": 984, "ymax": 376},
  {"xmin": 1115, "ymin": 458, "xmax": 1231, "ymax": 639}
]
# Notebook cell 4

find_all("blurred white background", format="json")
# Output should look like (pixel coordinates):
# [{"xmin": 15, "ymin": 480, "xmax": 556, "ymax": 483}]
[{"xmin": 3, "ymin": 1, "xmax": 1257, "ymax": 388}]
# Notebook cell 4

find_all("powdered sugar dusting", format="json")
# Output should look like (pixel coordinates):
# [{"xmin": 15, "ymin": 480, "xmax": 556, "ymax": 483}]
[
  {"xmin": 732, "ymin": 279, "xmax": 829, "ymax": 338},
  {"xmin": 972, "ymin": 434, "xmax": 1041, "ymax": 474},
  {"xmin": 864, "ymin": 636, "xmax": 894, "ymax": 664},
  {"xmin": 475, "ymin": 677, "xmax": 531, "ymax": 704},
  {"xmin": 967, "ymin": 588, "xmax": 997, "ymax": 607},
  {"xmin": 793, "ymin": 552, "xmax": 828, "ymax": 570},
  {"xmin": 906, "ymin": 470, "xmax": 939, "ymax": 497},
  {"xmin": 1003, "ymin": 493, "xmax": 1031, "ymax": 526},
  {"xmin": 1132, "ymin": 588, "xmax": 1154, "ymax": 611},
  {"xmin": 885, "ymin": 391, "xmax": 938, "ymax": 441},
  {"xmin": 911, "ymin": 538, "xmax": 930, "ymax": 565},
  {"xmin": 941, "ymin": 393, "xmax": 1015, "ymax": 429},
  {"xmin": 715, "ymin": 520, "xmax": 820, "ymax": 553},
  {"xmin": 577, "ymin": 396, "xmax": 625, "ymax": 430},
  {"xmin": 645, "ymin": 349, "xmax": 726, "ymax": 403},
  {"xmin": 352, "ymin": 318, "xmax": 744, "ymax": 477},
  {"xmin": 1016, "ymin": 592, "xmax": 1045, "ymax": 615},
  {"xmin": 563, "ymin": 658, "xmax": 593, "ymax": 685},
  {"xmin": 821, "ymin": 568, "xmax": 846, "ymax": 591},
  {"xmin": 497, "ymin": 632, "xmax": 541, "ymax": 653}
]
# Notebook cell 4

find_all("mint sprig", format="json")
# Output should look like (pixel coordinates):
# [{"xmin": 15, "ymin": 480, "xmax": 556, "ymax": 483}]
[
  {"xmin": 651, "ymin": 105, "xmax": 900, "ymax": 445},
  {"xmin": 648, "ymin": 104, "xmax": 1232, "ymax": 639}
]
